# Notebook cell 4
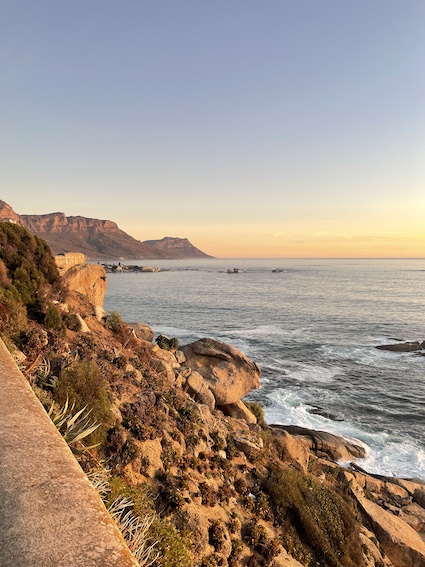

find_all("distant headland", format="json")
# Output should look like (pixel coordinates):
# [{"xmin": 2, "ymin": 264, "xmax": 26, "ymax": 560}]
[{"xmin": 0, "ymin": 199, "xmax": 213, "ymax": 260}]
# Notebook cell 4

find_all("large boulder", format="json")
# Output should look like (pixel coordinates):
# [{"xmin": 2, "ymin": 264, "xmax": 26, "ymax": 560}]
[
  {"xmin": 181, "ymin": 338, "xmax": 260, "ymax": 405},
  {"xmin": 358, "ymin": 497, "xmax": 425, "ymax": 567},
  {"xmin": 62, "ymin": 264, "xmax": 107, "ymax": 310}
]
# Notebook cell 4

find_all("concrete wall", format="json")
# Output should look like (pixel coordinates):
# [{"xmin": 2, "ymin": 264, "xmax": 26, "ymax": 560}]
[
  {"xmin": 0, "ymin": 339, "xmax": 138, "ymax": 567},
  {"xmin": 54, "ymin": 252, "xmax": 86, "ymax": 273}
]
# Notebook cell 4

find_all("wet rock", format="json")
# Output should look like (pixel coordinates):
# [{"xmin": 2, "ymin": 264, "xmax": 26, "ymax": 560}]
[{"xmin": 376, "ymin": 341, "xmax": 424, "ymax": 352}]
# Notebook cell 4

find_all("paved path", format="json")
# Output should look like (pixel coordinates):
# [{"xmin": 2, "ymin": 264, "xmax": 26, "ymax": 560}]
[{"xmin": 0, "ymin": 339, "xmax": 137, "ymax": 567}]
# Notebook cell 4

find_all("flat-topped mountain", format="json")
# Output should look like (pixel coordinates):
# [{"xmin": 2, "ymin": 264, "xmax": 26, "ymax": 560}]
[
  {"xmin": 142, "ymin": 236, "xmax": 213, "ymax": 258},
  {"xmin": 0, "ymin": 200, "xmax": 213, "ymax": 260}
]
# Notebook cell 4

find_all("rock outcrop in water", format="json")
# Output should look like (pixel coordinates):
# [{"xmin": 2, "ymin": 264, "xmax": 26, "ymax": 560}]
[{"xmin": 376, "ymin": 340, "xmax": 425, "ymax": 352}]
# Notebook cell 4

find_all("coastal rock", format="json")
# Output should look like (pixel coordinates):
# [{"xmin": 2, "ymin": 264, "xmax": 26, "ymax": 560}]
[
  {"xmin": 269, "ymin": 424, "xmax": 366, "ymax": 461},
  {"xmin": 181, "ymin": 338, "xmax": 260, "ymax": 405},
  {"xmin": 359, "ymin": 527, "xmax": 394, "ymax": 567},
  {"xmin": 175, "ymin": 349, "xmax": 186, "ymax": 364},
  {"xmin": 218, "ymin": 400, "xmax": 257, "ymax": 425},
  {"xmin": 233, "ymin": 433, "xmax": 263, "ymax": 459},
  {"xmin": 62, "ymin": 264, "xmax": 107, "ymax": 309},
  {"xmin": 400, "ymin": 502, "xmax": 425, "ymax": 532},
  {"xmin": 269, "ymin": 428, "xmax": 311, "ymax": 472},
  {"xmin": 185, "ymin": 370, "xmax": 216, "ymax": 409},
  {"xmin": 133, "ymin": 323, "xmax": 155, "ymax": 342},
  {"xmin": 384, "ymin": 483, "xmax": 411, "ymax": 506},
  {"xmin": 376, "ymin": 341, "xmax": 424, "ymax": 352},
  {"xmin": 358, "ymin": 496, "xmax": 425, "ymax": 567},
  {"xmin": 270, "ymin": 551, "xmax": 304, "ymax": 566},
  {"xmin": 414, "ymin": 488, "xmax": 425, "ymax": 509},
  {"xmin": 75, "ymin": 313, "xmax": 90, "ymax": 333},
  {"xmin": 138, "ymin": 438, "xmax": 163, "ymax": 478},
  {"xmin": 150, "ymin": 357, "xmax": 175, "ymax": 383},
  {"xmin": 151, "ymin": 345, "xmax": 180, "ymax": 369}
]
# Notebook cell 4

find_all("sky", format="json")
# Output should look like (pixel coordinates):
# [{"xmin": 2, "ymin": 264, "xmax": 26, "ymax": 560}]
[{"xmin": 1, "ymin": 1, "xmax": 424, "ymax": 258}]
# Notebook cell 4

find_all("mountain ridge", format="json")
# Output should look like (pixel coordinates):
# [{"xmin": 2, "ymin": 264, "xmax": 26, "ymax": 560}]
[{"xmin": 0, "ymin": 200, "xmax": 213, "ymax": 260}]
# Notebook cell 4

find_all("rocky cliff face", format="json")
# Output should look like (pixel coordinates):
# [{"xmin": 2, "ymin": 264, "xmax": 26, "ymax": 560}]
[
  {"xmin": 0, "ymin": 199, "xmax": 21, "ymax": 224},
  {"xmin": 142, "ymin": 236, "xmax": 214, "ymax": 258},
  {"xmin": 0, "ymin": 200, "xmax": 212, "ymax": 260},
  {"xmin": 20, "ymin": 212, "xmax": 174, "ymax": 260}
]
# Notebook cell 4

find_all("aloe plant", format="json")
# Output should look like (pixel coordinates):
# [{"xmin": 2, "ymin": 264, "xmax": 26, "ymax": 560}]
[{"xmin": 48, "ymin": 398, "xmax": 100, "ymax": 454}]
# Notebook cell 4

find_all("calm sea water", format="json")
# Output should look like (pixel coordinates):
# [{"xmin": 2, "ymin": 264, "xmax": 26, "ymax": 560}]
[{"xmin": 103, "ymin": 258, "xmax": 425, "ymax": 480}]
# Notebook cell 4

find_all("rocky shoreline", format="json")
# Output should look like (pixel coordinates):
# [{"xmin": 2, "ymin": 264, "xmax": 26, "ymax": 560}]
[
  {"xmin": 1, "ymin": 223, "xmax": 425, "ymax": 567},
  {"xmin": 59, "ymin": 264, "xmax": 425, "ymax": 566},
  {"xmin": 102, "ymin": 263, "xmax": 161, "ymax": 273}
]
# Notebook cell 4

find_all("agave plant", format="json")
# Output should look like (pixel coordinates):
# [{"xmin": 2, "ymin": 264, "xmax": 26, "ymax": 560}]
[{"xmin": 48, "ymin": 398, "xmax": 100, "ymax": 454}]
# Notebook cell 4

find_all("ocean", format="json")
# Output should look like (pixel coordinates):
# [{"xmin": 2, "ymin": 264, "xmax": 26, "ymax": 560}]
[{"xmin": 103, "ymin": 258, "xmax": 425, "ymax": 480}]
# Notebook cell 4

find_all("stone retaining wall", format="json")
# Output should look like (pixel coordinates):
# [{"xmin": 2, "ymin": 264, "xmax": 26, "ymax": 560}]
[{"xmin": 0, "ymin": 339, "xmax": 138, "ymax": 567}]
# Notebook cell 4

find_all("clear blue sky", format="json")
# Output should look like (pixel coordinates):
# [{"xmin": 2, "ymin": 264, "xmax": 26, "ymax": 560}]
[{"xmin": 1, "ymin": 1, "xmax": 424, "ymax": 257}]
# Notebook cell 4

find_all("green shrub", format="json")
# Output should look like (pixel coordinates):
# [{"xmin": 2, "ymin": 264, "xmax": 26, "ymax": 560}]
[
  {"xmin": 0, "ymin": 286, "xmax": 28, "ymax": 339},
  {"xmin": 245, "ymin": 401, "xmax": 267, "ymax": 428},
  {"xmin": 53, "ymin": 360, "xmax": 114, "ymax": 445},
  {"xmin": 263, "ymin": 463, "xmax": 365, "ymax": 567},
  {"xmin": 106, "ymin": 311, "xmax": 123, "ymax": 332},
  {"xmin": 63, "ymin": 312, "xmax": 82, "ymax": 332},
  {"xmin": 0, "ymin": 222, "xmax": 61, "ymax": 322},
  {"xmin": 44, "ymin": 304, "xmax": 63, "ymax": 329},
  {"xmin": 156, "ymin": 334, "xmax": 179, "ymax": 351}
]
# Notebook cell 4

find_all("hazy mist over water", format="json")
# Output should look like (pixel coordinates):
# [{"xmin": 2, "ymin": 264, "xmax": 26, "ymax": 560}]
[{"xmin": 104, "ymin": 258, "xmax": 425, "ymax": 479}]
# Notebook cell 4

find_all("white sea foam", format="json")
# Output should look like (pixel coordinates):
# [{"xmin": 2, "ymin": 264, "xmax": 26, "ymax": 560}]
[
  {"xmin": 264, "ymin": 392, "xmax": 425, "ymax": 480},
  {"xmin": 281, "ymin": 361, "xmax": 343, "ymax": 384},
  {"xmin": 236, "ymin": 324, "xmax": 315, "ymax": 342}
]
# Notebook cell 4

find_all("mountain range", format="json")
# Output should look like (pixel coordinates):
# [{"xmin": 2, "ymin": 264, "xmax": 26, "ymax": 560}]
[{"xmin": 0, "ymin": 200, "xmax": 213, "ymax": 260}]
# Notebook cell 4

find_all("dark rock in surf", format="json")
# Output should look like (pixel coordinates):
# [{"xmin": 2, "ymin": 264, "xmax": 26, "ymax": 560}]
[
  {"xmin": 309, "ymin": 406, "xmax": 345, "ymax": 421},
  {"xmin": 376, "ymin": 341, "xmax": 425, "ymax": 352}
]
